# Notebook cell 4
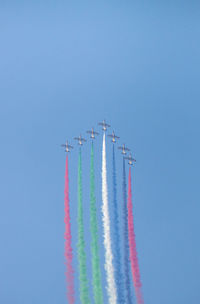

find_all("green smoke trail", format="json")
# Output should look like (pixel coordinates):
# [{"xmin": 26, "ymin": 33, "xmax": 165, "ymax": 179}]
[
  {"xmin": 77, "ymin": 149, "xmax": 90, "ymax": 304},
  {"xmin": 90, "ymin": 142, "xmax": 103, "ymax": 304}
]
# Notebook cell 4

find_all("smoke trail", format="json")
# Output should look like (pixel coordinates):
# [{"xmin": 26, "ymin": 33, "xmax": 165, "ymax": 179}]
[
  {"xmin": 77, "ymin": 149, "xmax": 90, "ymax": 304},
  {"xmin": 90, "ymin": 142, "xmax": 103, "ymax": 304},
  {"xmin": 112, "ymin": 145, "xmax": 125, "ymax": 303},
  {"xmin": 102, "ymin": 133, "xmax": 117, "ymax": 304},
  {"xmin": 122, "ymin": 158, "xmax": 132, "ymax": 304},
  {"xmin": 128, "ymin": 168, "xmax": 144, "ymax": 304},
  {"xmin": 64, "ymin": 155, "xmax": 75, "ymax": 304}
]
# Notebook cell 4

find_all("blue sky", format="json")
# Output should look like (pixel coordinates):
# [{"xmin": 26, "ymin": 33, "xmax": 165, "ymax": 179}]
[{"xmin": 0, "ymin": 2, "xmax": 200, "ymax": 303}]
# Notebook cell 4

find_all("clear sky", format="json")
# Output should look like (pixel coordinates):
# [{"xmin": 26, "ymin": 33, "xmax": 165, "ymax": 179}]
[{"xmin": 0, "ymin": 1, "xmax": 200, "ymax": 303}]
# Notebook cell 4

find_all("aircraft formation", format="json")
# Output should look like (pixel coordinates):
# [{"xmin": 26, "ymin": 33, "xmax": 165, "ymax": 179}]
[{"xmin": 61, "ymin": 119, "xmax": 136, "ymax": 166}]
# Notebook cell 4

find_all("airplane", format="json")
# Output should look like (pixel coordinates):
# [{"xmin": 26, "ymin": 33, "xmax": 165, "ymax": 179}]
[
  {"xmin": 124, "ymin": 153, "xmax": 136, "ymax": 165},
  {"xmin": 74, "ymin": 134, "xmax": 87, "ymax": 145},
  {"xmin": 108, "ymin": 131, "xmax": 120, "ymax": 143},
  {"xmin": 118, "ymin": 144, "xmax": 130, "ymax": 155},
  {"xmin": 61, "ymin": 141, "xmax": 73, "ymax": 153},
  {"xmin": 86, "ymin": 128, "xmax": 99, "ymax": 139},
  {"xmin": 98, "ymin": 119, "xmax": 110, "ymax": 131}
]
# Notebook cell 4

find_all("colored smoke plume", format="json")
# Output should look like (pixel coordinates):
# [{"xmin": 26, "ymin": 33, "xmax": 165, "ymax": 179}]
[
  {"xmin": 64, "ymin": 155, "xmax": 75, "ymax": 304},
  {"xmin": 77, "ymin": 149, "xmax": 90, "ymax": 304},
  {"xmin": 122, "ymin": 158, "xmax": 132, "ymax": 304},
  {"xmin": 112, "ymin": 145, "xmax": 125, "ymax": 303},
  {"xmin": 90, "ymin": 142, "xmax": 103, "ymax": 303},
  {"xmin": 128, "ymin": 167, "xmax": 144, "ymax": 304},
  {"xmin": 102, "ymin": 133, "xmax": 117, "ymax": 304}
]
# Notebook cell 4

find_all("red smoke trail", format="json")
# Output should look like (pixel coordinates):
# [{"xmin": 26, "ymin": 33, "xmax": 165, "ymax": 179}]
[
  {"xmin": 128, "ymin": 167, "xmax": 144, "ymax": 304},
  {"xmin": 64, "ymin": 155, "xmax": 75, "ymax": 304}
]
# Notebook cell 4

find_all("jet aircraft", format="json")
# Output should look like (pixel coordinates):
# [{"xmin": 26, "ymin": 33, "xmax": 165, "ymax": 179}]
[
  {"xmin": 118, "ymin": 144, "xmax": 130, "ymax": 155},
  {"xmin": 124, "ymin": 153, "xmax": 136, "ymax": 165},
  {"xmin": 74, "ymin": 135, "xmax": 87, "ymax": 145},
  {"xmin": 108, "ymin": 131, "xmax": 120, "ymax": 143},
  {"xmin": 61, "ymin": 141, "xmax": 73, "ymax": 153},
  {"xmin": 98, "ymin": 120, "xmax": 110, "ymax": 131},
  {"xmin": 86, "ymin": 128, "xmax": 99, "ymax": 139}
]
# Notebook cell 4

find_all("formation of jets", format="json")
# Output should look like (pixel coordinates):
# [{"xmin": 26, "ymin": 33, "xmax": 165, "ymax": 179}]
[{"xmin": 61, "ymin": 120, "xmax": 136, "ymax": 165}]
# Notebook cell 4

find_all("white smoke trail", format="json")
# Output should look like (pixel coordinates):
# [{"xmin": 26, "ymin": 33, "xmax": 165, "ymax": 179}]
[{"xmin": 102, "ymin": 133, "xmax": 117, "ymax": 304}]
